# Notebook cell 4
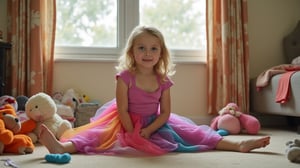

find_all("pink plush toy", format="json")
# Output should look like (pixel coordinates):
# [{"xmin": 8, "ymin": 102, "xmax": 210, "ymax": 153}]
[{"xmin": 210, "ymin": 103, "xmax": 261, "ymax": 136}]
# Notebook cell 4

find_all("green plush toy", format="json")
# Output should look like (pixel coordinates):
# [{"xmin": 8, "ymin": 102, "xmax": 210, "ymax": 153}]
[{"xmin": 286, "ymin": 139, "xmax": 300, "ymax": 163}]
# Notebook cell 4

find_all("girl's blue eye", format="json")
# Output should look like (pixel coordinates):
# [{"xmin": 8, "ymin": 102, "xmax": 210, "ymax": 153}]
[
  {"xmin": 138, "ymin": 46, "xmax": 145, "ymax": 51},
  {"xmin": 151, "ymin": 47, "xmax": 158, "ymax": 51}
]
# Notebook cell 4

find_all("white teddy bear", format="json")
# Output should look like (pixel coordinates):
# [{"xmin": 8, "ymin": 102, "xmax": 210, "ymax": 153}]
[{"xmin": 20, "ymin": 92, "xmax": 72, "ymax": 143}]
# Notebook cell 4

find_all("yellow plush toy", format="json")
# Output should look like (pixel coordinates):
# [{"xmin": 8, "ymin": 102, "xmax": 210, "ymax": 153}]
[
  {"xmin": 19, "ymin": 92, "xmax": 72, "ymax": 143},
  {"xmin": 0, "ymin": 104, "xmax": 34, "ymax": 154}
]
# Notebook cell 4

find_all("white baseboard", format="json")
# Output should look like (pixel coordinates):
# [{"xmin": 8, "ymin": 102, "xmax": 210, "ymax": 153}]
[{"xmin": 184, "ymin": 115, "xmax": 215, "ymax": 125}]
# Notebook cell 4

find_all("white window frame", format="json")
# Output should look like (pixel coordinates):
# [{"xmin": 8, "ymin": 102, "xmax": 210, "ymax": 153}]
[{"xmin": 54, "ymin": 0, "xmax": 206, "ymax": 63}]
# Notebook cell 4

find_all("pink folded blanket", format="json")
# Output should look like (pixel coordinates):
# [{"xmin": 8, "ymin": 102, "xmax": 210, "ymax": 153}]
[
  {"xmin": 256, "ymin": 64, "xmax": 300, "ymax": 89},
  {"xmin": 256, "ymin": 64, "xmax": 300, "ymax": 103},
  {"xmin": 275, "ymin": 71, "xmax": 297, "ymax": 103}
]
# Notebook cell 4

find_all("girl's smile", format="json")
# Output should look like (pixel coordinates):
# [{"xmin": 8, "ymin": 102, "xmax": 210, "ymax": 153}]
[{"xmin": 132, "ymin": 32, "xmax": 161, "ymax": 69}]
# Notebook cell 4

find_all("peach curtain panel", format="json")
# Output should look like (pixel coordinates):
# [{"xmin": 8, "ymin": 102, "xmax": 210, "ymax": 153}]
[
  {"xmin": 206, "ymin": 0, "xmax": 249, "ymax": 114},
  {"xmin": 7, "ymin": 0, "xmax": 56, "ymax": 97}
]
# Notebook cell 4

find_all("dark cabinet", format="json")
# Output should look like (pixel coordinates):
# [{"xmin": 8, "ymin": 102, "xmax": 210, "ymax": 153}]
[{"xmin": 0, "ymin": 41, "xmax": 12, "ymax": 96}]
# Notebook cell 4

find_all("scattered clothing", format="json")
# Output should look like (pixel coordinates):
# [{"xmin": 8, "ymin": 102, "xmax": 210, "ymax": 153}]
[
  {"xmin": 256, "ymin": 64, "xmax": 300, "ymax": 103},
  {"xmin": 256, "ymin": 64, "xmax": 300, "ymax": 89},
  {"xmin": 256, "ymin": 64, "xmax": 291, "ymax": 90}
]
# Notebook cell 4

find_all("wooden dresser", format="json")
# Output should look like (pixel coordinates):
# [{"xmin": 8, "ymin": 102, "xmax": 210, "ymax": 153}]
[{"xmin": 0, "ymin": 41, "xmax": 12, "ymax": 96}]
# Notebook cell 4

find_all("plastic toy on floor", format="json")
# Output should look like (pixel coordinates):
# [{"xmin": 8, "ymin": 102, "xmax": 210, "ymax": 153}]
[
  {"xmin": 0, "ymin": 158, "xmax": 19, "ymax": 168},
  {"xmin": 210, "ymin": 103, "xmax": 261, "ymax": 136},
  {"xmin": 45, "ymin": 153, "xmax": 71, "ymax": 164},
  {"xmin": 286, "ymin": 139, "xmax": 300, "ymax": 163}
]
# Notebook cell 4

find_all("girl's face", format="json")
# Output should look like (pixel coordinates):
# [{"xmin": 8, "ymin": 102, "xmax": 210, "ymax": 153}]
[{"xmin": 132, "ymin": 32, "xmax": 161, "ymax": 70}]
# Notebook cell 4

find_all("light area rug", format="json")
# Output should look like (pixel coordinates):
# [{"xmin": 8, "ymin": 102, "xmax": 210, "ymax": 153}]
[{"xmin": 1, "ymin": 128, "xmax": 299, "ymax": 168}]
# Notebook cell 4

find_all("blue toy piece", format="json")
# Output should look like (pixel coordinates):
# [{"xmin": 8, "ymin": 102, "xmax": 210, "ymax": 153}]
[
  {"xmin": 45, "ymin": 153, "xmax": 71, "ymax": 164},
  {"xmin": 217, "ymin": 129, "xmax": 229, "ymax": 136}
]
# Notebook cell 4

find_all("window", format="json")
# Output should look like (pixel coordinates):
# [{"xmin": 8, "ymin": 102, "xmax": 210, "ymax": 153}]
[{"xmin": 55, "ymin": 0, "xmax": 206, "ymax": 63}]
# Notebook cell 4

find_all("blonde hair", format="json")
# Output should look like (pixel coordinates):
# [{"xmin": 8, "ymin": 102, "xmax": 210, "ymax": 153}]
[{"xmin": 116, "ymin": 25, "xmax": 175, "ymax": 80}]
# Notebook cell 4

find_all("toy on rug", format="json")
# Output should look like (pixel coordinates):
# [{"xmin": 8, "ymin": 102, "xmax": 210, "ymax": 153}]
[
  {"xmin": 286, "ymin": 139, "xmax": 300, "ymax": 163},
  {"xmin": 0, "ymin": 158, "xmax": 19, "ymax": 168},
  {"xmin": 210, "ymin": 103, "xmax": 261, "ymax": 136},
  {"xmin": 19, "ymin": 92, "xmax": 72, "ymax": 143},
  {"xmin": 0, "ymin": 104, "xmax": 34, "ymax": 155},
  {"xmin": 45, "ymin": 153, "xmax": 71, "ymax": 164}
]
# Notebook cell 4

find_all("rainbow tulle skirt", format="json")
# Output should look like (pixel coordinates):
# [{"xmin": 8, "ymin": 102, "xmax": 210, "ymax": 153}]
[{"xmin": 60, "ymin": 101, "xmax": 222, "ymax": 155}]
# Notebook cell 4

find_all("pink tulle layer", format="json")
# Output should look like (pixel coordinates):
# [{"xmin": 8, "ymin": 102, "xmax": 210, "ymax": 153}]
[{"xmin": 60, "ymin": 101, "xmax": 222, "ymax": 155}]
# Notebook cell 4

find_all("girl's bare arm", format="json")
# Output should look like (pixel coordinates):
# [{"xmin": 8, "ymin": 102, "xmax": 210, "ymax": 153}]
[{"xmin": 116, "ymin": 78, "xmax": 134, "ymax": 133}]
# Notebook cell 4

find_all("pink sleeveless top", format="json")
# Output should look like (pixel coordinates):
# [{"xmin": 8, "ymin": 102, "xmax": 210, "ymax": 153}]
[{"xmin": 116, "ymin": 70, "xmax": 173, "ymax": 117}]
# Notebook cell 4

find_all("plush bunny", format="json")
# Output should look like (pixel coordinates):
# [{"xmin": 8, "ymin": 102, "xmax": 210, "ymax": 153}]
[
  {"xmin": 19, "ymin": 92, "xmax": 72, "ymax": 143},
  {"xmin": 210, "ymin": 103, "xmax": 261, "ymax": 136}
]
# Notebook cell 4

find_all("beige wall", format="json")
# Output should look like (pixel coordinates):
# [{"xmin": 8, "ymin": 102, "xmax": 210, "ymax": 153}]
[
  {"xmin": 53, "ymin": 61, "xmax": 210, "ymax": 124},
  {"xmin": 248, "ymin": 0, "xmax": 300, "ymax": 78},
  {"xmin": 1, "ymin": 0, "xmax": 300, "ymax": 124}
]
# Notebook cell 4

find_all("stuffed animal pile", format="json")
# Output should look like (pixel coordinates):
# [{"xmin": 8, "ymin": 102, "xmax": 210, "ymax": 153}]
[
  {"xmin": 0, "ymin": 89, "xmax": 99, "ymax": 145},
  {"xmin": 19, "ymin": 92, "xmax": 72, "ymax": 143},
  {"xmin": 53, "ymin": 88, "xmax": 89, "ymax": 125},
  {"xmin": 210, "ymin": 103, "xmax": 261, "ymax": 136},
  {"xmin": 52, "ymin": 88, "xmax": 100, "ymax": 127},
  {"xmin": 0, "ymin": 104, "xmax": 34, "ymax": 154},
  {"xmin": 53, "ymin": 89, "xmax": 82, "ymax": 111}
]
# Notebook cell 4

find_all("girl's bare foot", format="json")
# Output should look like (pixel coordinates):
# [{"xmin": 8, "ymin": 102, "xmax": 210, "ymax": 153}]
[
  {"xmin": 239, "ymin": 136, "xmax": 271, "ymax": 152},
  {"xmin": 39, "ymin": 124, "xmax": 66, "ymax": 154}
]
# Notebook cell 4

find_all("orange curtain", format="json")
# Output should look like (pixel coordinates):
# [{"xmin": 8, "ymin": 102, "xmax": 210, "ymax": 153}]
[
  {"xmin": 7, "ymin": 0, "xmax": 56, "ymax": 97},
  {"xmin": 206, "ymin": 0, "xmax": 249, "ymax": 114}
]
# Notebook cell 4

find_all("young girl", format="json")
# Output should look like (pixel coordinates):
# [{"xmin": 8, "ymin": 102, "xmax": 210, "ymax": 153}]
[{"xmin": 39, "ymin": 25, "xmax": 270, "ymax": 155}]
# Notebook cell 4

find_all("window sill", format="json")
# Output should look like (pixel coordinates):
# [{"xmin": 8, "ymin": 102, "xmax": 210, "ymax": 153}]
[{"xmin": 54, "ymin": 54, "xmax": 206, "ymax": 64}]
